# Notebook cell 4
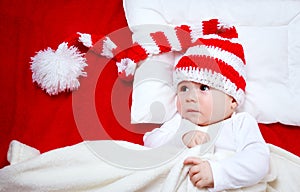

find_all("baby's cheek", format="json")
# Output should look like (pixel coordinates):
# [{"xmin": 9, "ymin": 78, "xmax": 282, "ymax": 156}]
[{"xmin": 176, "ymin": 98, "xmax": 182, "ymax": 114}]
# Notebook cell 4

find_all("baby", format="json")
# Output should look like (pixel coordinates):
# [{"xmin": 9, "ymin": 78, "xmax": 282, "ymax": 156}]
[{"xmin": 143, "ymin": 21, "xmax": 270, "ymax": 191}]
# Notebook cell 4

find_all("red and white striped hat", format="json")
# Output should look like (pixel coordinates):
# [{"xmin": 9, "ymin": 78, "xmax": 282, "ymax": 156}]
[
  {"xmin": 31, "ymin": 18, "xmax": 246, "ymax": 100},
  {"xmin": 173, "ymin": 19, "xmax": 246, "ymax": 105}
]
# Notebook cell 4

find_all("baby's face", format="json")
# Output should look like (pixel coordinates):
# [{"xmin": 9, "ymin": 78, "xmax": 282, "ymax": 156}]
[{"xmin": 176, "ymin": 81, "xmax": 237, "ymax": 126}]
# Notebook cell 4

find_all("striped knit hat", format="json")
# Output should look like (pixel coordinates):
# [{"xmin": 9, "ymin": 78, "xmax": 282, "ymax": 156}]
[{"xmin": 173, "ymin": 19, "xmax": 246, "ymax": 105}]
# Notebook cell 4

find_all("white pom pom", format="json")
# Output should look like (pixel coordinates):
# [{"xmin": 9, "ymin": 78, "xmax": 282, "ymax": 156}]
[
  {"xmin": 116, "ymin": 58, "xmax": 137, "ymax": 82},
  {"xmin": 77, "ymin": 32, "xmax": 93, "ymax": 47},
  {"xmin": 30, "ymin": 42, "xmax": 88, "ymax": 95},
  {"xmin": 116, "ymin": 58, "xmax": 137, "ymax": 76}
]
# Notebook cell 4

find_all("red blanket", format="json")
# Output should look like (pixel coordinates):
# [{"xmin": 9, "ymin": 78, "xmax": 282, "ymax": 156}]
[{"xmin": 0, "ymin": 0, "xmax": 299, "ymax": 168}]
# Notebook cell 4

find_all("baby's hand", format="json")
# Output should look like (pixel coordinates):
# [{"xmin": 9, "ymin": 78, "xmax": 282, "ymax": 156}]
[
  {"xmin": 182, "ymin": 130, "xmax": 210, "ymax": 148},
  {"xmin": 184, "ymin": 157, "xmax": 214, "ymax": 189}
]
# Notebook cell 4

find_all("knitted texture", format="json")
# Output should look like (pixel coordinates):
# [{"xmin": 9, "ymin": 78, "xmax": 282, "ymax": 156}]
[{"xmin": 173, "ymin": 19, "xmax": 246, "ymax": 105}]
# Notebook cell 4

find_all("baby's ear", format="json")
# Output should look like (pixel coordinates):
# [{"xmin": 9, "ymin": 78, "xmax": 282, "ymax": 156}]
[{"xmin": 231, "ymin": 98, "xmax": 238, "ymax": 110}]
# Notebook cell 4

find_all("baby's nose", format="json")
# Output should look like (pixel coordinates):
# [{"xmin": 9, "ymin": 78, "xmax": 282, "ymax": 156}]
[{"xmin": 186, "ymin": 90, "xmax": 198, "ymax": 102}]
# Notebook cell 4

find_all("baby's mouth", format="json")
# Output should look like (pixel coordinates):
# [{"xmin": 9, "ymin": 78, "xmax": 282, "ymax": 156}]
[{"xmin": 187, "ymin": 109, "xmax": 200, "ymax": 113}]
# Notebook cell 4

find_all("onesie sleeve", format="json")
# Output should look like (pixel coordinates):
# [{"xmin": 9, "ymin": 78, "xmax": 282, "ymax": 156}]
[
  {"xmin": 208, "ymin": 113, "xmax": 270, "ymax": 191},
  {"xmin": 143, "ymin": 113, "xmax": 182, "ymax": 148}
]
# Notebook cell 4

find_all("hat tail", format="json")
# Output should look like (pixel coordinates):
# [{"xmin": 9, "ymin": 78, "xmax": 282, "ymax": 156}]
[{"xmin": 30, "ymin": 32, "xmax": 116, "ymax": 95}]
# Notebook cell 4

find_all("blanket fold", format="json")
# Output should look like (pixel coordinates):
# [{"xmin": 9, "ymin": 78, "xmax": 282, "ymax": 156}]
[{"xmin": 0, "ymin": 140, "xmax": 299, "ymax": 192}]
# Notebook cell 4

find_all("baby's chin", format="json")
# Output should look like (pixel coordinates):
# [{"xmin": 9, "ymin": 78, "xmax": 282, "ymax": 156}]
[{"xmin": 183, "ymin": 115, "xmax": 209, "ymax": 126}]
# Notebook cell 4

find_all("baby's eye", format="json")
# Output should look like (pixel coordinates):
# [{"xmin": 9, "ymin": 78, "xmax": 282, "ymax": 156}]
[
  {"xmin": 180, "ymin": 85, "xmax": 189, "ymax": 92},
  {"xmin": 200, "ymin": 84, "xmax": 209, "ymax": 91}
]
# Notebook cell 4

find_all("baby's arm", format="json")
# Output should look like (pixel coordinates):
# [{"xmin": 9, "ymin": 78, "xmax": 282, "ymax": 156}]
[
  {"xmin": 207, "ymin": 114, "xmax": 270, "ymax": 191},
  {"xmin": 143, "ymin": 113, "xmax": 182, "ymax": 148},
  {"xmin": 144, "ymin": 113, "xmax": 211, "ymax": 148}
]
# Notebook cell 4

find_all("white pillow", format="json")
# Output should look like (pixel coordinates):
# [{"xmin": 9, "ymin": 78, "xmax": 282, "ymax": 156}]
[
  {"xmin": 124, "ymin": 0, "xmax": 300, "ymax": 126},
  {"xmin": 131, "ymin": 53, "xmax": 177, "ymax": 123}
]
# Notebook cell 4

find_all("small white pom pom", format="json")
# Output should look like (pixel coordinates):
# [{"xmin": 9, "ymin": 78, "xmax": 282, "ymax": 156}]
[
  {"xmin": 116, "ymin": 58, "xmax": 137, "ymax": 76},
  {"xmin": 30, "ymin": 42, "xmax": 88, "ymax": 95},
  {"xmin": 77, "ymin": 32, "xmax": 93, "ymax": 47},
  {"xmin": 116, "ymin": 58, "xmax": 137, "ymax": 82},
  {"xmin": 101, "ymin": 37, "xmax": 117, "ymax": 58}
]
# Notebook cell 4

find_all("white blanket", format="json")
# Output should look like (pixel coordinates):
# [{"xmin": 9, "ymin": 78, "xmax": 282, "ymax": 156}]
[{"xmin": 0, "ymin": 140, "xmax": 299, "ymax": 192}]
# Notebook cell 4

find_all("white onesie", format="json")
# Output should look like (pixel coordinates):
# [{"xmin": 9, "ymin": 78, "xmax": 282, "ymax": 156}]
[{"xmin": 143, "ymin": 112, "xmax": 270, "ymax": 191}]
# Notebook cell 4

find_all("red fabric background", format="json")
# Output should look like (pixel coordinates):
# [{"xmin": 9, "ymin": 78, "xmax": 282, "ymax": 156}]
[{"xmin": 0, "ymin": 0, "xmax": 299, "ymax": 169}]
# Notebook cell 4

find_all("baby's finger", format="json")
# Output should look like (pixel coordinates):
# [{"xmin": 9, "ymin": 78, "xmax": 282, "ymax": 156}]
[
  {"xmin": 183, "ymin": 157, "xmax": 203, "ymax": 165},
  {"xmin": 186, "ymin": 140, "xmax": 195, "ymax": 148},
  {"xmin": 194, "ymin": 135, "xmax": 201, "ymax": 145},
  {"xmin": 190, "ymin": 172, "xmax": 202, "ymax": 185},
  {"xmin": 188, "ymin": 164, "xmax": 201, "ymax": 176},
  {"xmin": 195, "ymin": 178, "xmax": 207, "ymax": 189}
]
